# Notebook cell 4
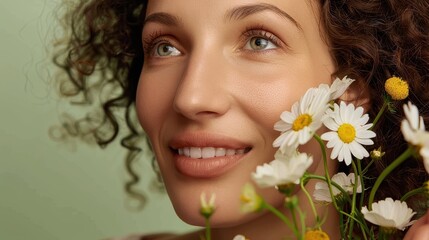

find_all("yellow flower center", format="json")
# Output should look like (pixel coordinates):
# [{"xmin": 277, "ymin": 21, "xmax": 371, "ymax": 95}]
[
  {"xmin": 240, "ymin": 195, "xmax": 251, "ymax": 203},
  {"xmin": 292, "ymin": 114, "xmax": 313, "ymax": 131},
  {"xmin": 338, "ymin": 123, "xmax": 356, "ymax": 143},
  {"xmin": 305, "ymin": 230, "xmax": 330, "ymax": 240},
  {"xmin": 384, "ymin": 76, "xmax": 409, "ymax": 100}
]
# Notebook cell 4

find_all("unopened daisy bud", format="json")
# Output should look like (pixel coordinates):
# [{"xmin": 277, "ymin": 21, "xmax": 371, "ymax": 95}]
[
  {"xmin": 240, "ymin": 183, "xmax": 263, "ymax": 213},
  {"xmin": 304, "ymin": 229, "xmax": 330, "ymax": 240},
  {"xmin": 284, "ymin": 195, "xmax": 299, "ymax": 209},
  {"xmin": 232, "ymin": 235, "xmax": 248, "ymax": 240},
  {"xmin": 200, "ymin": 192, "xmax": 216, "ymax": 218},
  {"xmin": 385, "ymin": 76, "xmax": 409, "ymax": 100},
  {"xmin": 370, "ymin": 147, "xmax": 385, "ymax": 161}
]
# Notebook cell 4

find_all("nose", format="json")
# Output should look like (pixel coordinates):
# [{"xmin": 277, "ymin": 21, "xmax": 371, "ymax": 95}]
[{"xmin": 173, "ymin": 48, "xmax": 231, "ymax": 121}]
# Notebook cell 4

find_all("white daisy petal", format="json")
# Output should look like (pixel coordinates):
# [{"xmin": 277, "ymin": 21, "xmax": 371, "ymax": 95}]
[
  {"xmin": 313, "ymin": 172, "xmax": 362, "ymax": 203},
  {"xmin": 329, "ymin": 76, "xmax": 355, "ymax": 100},
  {"xmin": 323, "ymin": 118, "xmax": 339, "ymax": 131},
  {"xmin": 401, "ymin": 102, "xmax": 429, "ymax": 165},
  {"xmin": 252, "ymin": 151, "xmax": 313, "ymax": 188},
  {"xmin": 355, "ymin": 137, "xmax": 374, "ymax": 146}
]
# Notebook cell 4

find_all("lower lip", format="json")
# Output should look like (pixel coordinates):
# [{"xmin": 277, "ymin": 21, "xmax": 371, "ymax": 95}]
[{"xmin": 174, "ymin": 153, "xmax": 247, "ymax": 178}]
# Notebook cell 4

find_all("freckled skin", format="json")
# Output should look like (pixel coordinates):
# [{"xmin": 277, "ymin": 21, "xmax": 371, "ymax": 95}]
[{"xmin": 136, "ymin": 0, "xmax": 341, "ymax": 239}]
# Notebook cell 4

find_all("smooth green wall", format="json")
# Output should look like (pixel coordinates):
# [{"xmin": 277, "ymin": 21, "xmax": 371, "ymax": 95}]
[{"xmin": 0, "ymin": 1, "xmax": 194, "ymax": 239}]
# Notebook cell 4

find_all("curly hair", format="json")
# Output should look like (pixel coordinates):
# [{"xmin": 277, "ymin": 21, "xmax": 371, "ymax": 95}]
[
  {"xmin": 53, "ymin": 0, "xmax": 149, "ymax": 206},
  {"xmin": 319, "ymin": 0, "xmax": 429, "ymax": 237},
  {"xmin": 54, "ymin": 0, "xmax": 429, "ymax": 236}
]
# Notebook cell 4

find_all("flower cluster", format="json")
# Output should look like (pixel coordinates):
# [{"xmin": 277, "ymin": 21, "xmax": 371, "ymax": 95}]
[{"xmin": 199, "ymin": 76, "xmax": 429, "ymax": 239}]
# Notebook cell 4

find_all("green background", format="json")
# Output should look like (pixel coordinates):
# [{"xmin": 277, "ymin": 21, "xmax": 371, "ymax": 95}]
[{"xmin": 0, "ymin": 0, "xmax": 195, "ymax": 239}]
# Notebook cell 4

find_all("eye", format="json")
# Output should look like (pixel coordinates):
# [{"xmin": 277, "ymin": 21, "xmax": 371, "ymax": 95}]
[
  {"xmin": 155, "ymin": 43, "xmax": 181, "ymax": 57},
  {"xmin": 246, "ymin": 37, "xmax": 277, "ymax": 51}
]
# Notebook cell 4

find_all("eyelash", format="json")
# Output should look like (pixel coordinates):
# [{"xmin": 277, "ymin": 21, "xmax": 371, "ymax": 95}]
[
  {"xmin": 241, "ymin": 26, "xmax": 283, "ymax": 49},
  {"xmin": 142, "ymin": 30, "xmax": 167, "ymax": 55},
  {"xmin": 142, "ymin": 26, "xmax": 283, "ymax": 57}
]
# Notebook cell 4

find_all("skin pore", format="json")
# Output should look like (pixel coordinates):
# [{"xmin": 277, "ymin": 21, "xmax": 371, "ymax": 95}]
[{"xmin": 136, "ymin": 0, "xmax": 341, "ymax": 239}]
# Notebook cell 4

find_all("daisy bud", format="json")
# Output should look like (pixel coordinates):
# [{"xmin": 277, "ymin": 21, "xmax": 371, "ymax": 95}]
[
  {"xmin": 240, "ymin": 183, "xmax": 263, "ymax": 213},
  {"xmin": 200, "ymin": 192, "xmax": 216, "ymax": 218},
  {"xmin": 385, "ymin": 76, "xmax": 409, "ymax": 100},
  {"xmin": 284, "ymin": 196, "xmax": 299, "ymax": 210},
  {"xmin": 370, "ymin": 147, "xmax": 385, "ymax": 161},
  {"xmin": 232, "ymin": 235, "xmax": 248, "ymax": 240},
  {"xmin": 304, "ymin": 229, "xmax": 330, "ymax": 240}
]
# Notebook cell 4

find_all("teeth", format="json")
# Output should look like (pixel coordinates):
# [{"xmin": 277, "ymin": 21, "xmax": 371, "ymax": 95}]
[
  {"xmin": 177, "ymin": 147, "xmax": 248, "ymax": 159},
  {"xmin": 190, "ymin": 147, "xmax": 201, "ymax": 158},
  {"xmin": 215, "ymin": 148, "xmax": 226, "ymax": 157}
]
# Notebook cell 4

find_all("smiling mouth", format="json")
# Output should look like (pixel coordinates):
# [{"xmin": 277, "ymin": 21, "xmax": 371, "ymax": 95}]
[{"xmin": 172, "ymin": 147, "xmax": 252, "ymax": 159}]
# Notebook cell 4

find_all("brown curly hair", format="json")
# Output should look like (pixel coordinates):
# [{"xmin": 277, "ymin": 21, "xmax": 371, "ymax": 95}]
[{"xmin": 54, "ymin": 0, "xmax": 429, "ymax": 237}]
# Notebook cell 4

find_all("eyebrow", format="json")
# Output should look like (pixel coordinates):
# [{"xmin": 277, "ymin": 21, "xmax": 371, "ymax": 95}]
[
  {"xmin": 225, "ymin": 3, "xmax": 302, "ymax": 31},
  {"xmin": 144, "ymin": 12, "xmax": 182, "ymax": 27},
  {"xmin": 143, "ymin": 3, "xmax": 302, "ymax": 31}
]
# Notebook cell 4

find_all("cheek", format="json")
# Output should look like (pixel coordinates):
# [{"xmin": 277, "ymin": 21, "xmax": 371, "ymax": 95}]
[{"xmin": 135, "ymin": 70, "xmax": 176, "ymax": 137}]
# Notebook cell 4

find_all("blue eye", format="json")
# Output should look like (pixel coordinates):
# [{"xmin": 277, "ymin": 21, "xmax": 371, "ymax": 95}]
[
  {"xmin": 246, "ymin": 37, "xmax": 277, "ymax": 51},
  {"xmin": 155, "ymin": 43, "xmax": 181, "ymax": 57}
]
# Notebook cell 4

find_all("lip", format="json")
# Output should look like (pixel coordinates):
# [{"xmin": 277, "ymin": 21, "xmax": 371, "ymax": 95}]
[{"xmin": 169, "ymin": 132, "xmax": 252, "ymax": 178}]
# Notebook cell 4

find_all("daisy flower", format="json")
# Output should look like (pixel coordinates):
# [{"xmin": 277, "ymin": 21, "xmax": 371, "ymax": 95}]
[
  {"xmin": 313, "ymin": 172, "xmax": 362, "ymax": 203},
  {"xmin": 321, "ymin": 101, "xmax": 376, "ymax": 166},
  {"xmin": 361, "ymin": 198, "xmax": 416, "ymax": 231},
  {"xmin": 273, "ymin": 87, "xmax": 330, "ymax": 152},
  {"xmin": 252, "ymin": 150, "xmax": 313, "ymax": 188}
]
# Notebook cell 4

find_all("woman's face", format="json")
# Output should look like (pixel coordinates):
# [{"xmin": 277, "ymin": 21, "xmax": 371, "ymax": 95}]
[{"xmin": 136, "ymin": 0, "xmax": 335, "ymax": 227}]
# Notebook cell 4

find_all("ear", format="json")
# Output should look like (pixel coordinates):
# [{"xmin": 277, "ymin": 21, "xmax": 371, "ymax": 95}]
[{"xmin": 338, "ymin": 79, "xmax": 371, "ymax": 112}]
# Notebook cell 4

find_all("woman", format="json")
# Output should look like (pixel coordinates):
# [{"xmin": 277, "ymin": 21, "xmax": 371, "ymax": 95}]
[{"xmin": 54, "ymin": 0, "xmax": 429, "ymax": 239}]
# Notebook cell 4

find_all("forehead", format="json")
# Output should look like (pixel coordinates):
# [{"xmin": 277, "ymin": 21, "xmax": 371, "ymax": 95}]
[{"xmin": 144, "ymin": 0, "xmax": 319, "ymax": 29}]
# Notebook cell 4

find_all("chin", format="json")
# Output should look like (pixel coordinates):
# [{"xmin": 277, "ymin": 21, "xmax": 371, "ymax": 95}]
[{"xmin": 174, "ymin": 204, "xmax": 260, "ymax": 228}]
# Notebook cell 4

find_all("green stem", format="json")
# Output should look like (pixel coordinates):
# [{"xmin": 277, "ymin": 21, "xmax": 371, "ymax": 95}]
[
  {"xmin": 313, "ymin": 134, "xmax": 340, "ymax": 211},
  {"xmin": 401, "ymin": 187, "xmax": 426, "ymax": 201},
  {"xmin": 348, "ymin": 161, "xmax": 359, "ymax": 238},
  {"xmin": 296, "ymin": 206, "xmax": 307, "ymax": 238},
  {"xmin": 300, "ymin": 178, "xmax": 318, "ymax": 221},
  {"xmin": 362, "ymin": 159, "xmax": 375, "ymax": 174},
  {"xmin": 205, "ymin": 218, "xmax": 211, "ymax": 240},
  {"xmin": 339, "ymin": 211, "xmax": 345, "ymax": 240},
  {"xmin": 357, "ymin": 157, "xmax": 365, "ymax": 209},
  {"xmin": 371, "ymin": 101, "xmax": 387, "ymax": 130},
  {"xmin": 263, "ymin": 202, "xmax": 300, "ymax": 238},
  {"xmin": 290, "ymin": 207, "xmax": 299, "ymax": 235},
  {"xmin": 368, "ymin": 147, "xmax": 413, "ymax": 208}
]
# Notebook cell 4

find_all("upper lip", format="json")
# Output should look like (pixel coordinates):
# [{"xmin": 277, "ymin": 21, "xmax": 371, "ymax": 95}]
[{"xmin": 169, "ymin": 131, "xmax": 252, "ymax": 150}]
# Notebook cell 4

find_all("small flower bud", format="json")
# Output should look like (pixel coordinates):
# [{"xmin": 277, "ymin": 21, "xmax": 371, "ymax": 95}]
[
  {"xmin": 304, "ymin": 229, "xmax": 330, "ymax": 240},
  {"xmin": 240, "ymin": 183, "xmax": 263, "ymax": 213},
  {"xmin": 284, "ymin": 196, "xmax": 299, "ymax": 209},
  {"xmin": 200, "ymin": 192, "xmax": 216, "ymax": 219},
  {"xmin": 385, "ymin": 76, "xmax": 409, "ymax": 100},
  {"xmin": 370, "ymin": 147, "xmax": 385, "ymax": 161}
]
